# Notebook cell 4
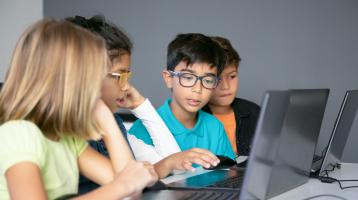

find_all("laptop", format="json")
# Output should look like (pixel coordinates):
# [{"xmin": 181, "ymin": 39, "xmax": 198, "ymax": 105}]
[
  {"xmin": 311, "ymin": 90, "xmax": 358, "ymax": 176},
  {"xmin": 140, "ymin": 89, "xmax": 329, "ymax": 199},
  {"xmin": 259, "ymin": 89, "xmax": 329, "ymax": 199},
  {"xmin": 138, "ymin": 90, "xmax": 291, "ymax": 200}
]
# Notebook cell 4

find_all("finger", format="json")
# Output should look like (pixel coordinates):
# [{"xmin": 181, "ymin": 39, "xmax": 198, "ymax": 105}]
[
  {"xmin": 186, "ymin": 156, "xmax": 213, "ymax": 169},
  {"xmin": 143, "ymin": 162, "xmax": 158, "ymax": 177},
  {"xmin": 183, "ymin": 161, "xmax": 195, "ymax": 172},
  {"xmin": 190, "ymin": 148, "xmax": 219, "ymax": 163},
  {"xmin": 142, "ymin": 161, "xmax": 152, "ymax": 167},
  {"xmin": 142, "ymin": 168, "xmax": 158, "ymax": 187},
  {"xmin": 188, "ymin": 151, "xmax": 219, "ymax": 167},
  {"xmin": 148, "ymin": 169, "xmax": 159, "ymax": 184}
]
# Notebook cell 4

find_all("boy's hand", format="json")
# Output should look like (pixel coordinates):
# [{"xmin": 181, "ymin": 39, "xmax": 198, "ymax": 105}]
[
  {"xmin": 122, "ymin": 85, "xmax": 145, "ymax": 109},
  {"xmin": 155, "ymin": 148, "xmax": 220, "ymax": 178},
  {"xmin": 168, "ymin": 148, "xmax": 220, "ymax": 171}
]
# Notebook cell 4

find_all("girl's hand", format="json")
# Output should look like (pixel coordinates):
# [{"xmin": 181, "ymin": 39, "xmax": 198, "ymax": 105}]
[
  {"xmin": 93, "ymin": 99, "xmax": 119, "ymax": 137},
  {"xmin": 75, "ymin": 159, "xmax": 158, "ymax": 199},
  {"xmin": 114, "ymin": 160, "xmax": 158, "ymax": 197}
]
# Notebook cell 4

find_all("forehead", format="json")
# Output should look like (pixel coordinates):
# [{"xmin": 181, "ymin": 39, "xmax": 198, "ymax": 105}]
[
  {"xmin": 175, "ymin": 61, "xmax": 217, "ymax": 75},
  {"xmin": 110, "ymin": 53, "xmax": 131, "ymax": 72},
  {"xmin": 222, "ymin": 64, "xmax": 238, "ymax": 74}
]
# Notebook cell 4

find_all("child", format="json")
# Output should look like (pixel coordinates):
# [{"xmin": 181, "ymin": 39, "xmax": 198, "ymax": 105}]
[
  {"xmin": 203, "ymin": 36, "xmax": 260, "ymax": 156},
  {"xmin": 129, "ymin": 33, "xmax": 236, "ymax": 160},
  {"xmin": 0, "ymin": 19, "xmax": 157, "ymax": 199},
  {"xmin": 66, "ymin": 15, "xmax": 219, "ymax": 189}
]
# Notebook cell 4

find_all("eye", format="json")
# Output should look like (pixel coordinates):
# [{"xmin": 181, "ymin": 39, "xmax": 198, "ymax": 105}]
[
  {"xmin": 203, "ymin": 77, "xmax": 216, "ymax": 85},
  {"xmin": 230, "ymin": 74, "xmax": 237, "ymax": 79},
  {"xmin": 181, "ymin": 73, "xmax": 195, "ymax": 81},
  {"xmin": 108, "ymin": 72, "xmax": 121, "ymax": 80}
]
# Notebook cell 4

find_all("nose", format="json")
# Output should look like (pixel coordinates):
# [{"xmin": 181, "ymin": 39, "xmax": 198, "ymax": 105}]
[
  {"xmin": 120, "ymin": 80, "xmax": 130, "ymax": 92},
  {"xmin": 191, "ymin": 78, "xmax": 203, "ymax": 93}
]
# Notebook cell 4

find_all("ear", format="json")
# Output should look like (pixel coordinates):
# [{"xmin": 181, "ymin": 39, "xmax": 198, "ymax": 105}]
[{"xmin": 162, "ymin": 70, "xmax": 173, "ymax": 89}]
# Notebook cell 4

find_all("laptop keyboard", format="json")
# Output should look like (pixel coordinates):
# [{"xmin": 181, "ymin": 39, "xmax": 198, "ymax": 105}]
[
  {"xmin": 207, "ymin": 175, "xmax": 244, "ymax": 188},
  {"xmin": 180, "ymin": 190, "xmax": 239, "ymax": 200}
]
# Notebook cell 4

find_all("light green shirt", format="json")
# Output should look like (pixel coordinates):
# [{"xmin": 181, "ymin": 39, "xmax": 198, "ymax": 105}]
[{"xmin": 0, "ymin": 120, "xmax": 88, "ymax": 199}]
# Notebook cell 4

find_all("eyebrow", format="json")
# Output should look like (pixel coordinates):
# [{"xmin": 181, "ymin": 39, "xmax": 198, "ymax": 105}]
[
  {"xmin": 179, "ymin": 69, "xmax": 217, "ymax": 76},
  {"xmin": 227, "ymin": 70, "xmax": 238, "ymax": 74},
  {"xmin": 179, "ymin": 68, "xmax": 195, "ymax": 73}
]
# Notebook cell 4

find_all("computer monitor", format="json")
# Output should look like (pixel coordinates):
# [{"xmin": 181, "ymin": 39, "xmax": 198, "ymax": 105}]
[{"xmin": 319, "ymin": 90, "xmax": 358, "ymax": 174}]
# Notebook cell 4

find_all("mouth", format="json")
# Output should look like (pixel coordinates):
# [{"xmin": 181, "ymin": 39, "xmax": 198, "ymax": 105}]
[
  {"xmin": 115, "ymin": 97, "xmax": 126, "ymax": 107},
  {"xmin": 219, "ymin": 93, "xmax": 232, "ymax": 98},
  {"xmin": 186, "ymin": 98, "xmax": 202, "ymax": 107}
]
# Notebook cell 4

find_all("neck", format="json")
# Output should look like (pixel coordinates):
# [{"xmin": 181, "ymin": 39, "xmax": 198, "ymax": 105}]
[
  {"xmin": 209, "ymin": 104, "xmax": 233, "ymax": 115},
  {"xmin": 169, "ymin": 102, "xmax": 197, "ymax": 129}
]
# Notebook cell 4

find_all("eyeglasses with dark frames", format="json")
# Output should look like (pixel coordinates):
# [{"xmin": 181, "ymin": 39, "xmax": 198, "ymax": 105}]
[{"xmin": 168, "ymin": 70, "xmax": 219, "ymax": 89}]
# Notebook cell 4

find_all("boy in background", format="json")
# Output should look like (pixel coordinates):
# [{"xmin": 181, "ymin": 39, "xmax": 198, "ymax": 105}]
[
  {"xmin": 130, "ymin": 33, "xmax": 236, "ymax": 160},
  {"xmin": 203, "ymin": 36, "xmax": 260, "ymax": 157}
]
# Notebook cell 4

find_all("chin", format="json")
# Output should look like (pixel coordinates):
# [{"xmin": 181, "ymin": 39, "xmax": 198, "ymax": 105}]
[
  {"xmin": 221, "ymin": 97, "xmax": 235, "ymax": 105},
  {"xmin": 184, "ymin": 106, "xmax": 201, "ymax": 114},
  {"xmin": 110, "ymin": 104, "xmax": 119, "ymax": 112}
]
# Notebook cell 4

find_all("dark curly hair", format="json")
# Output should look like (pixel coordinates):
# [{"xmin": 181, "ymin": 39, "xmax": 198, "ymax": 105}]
[{"xmin": 66, "ymin": 15, "xmax": 132, "ymax": 62}]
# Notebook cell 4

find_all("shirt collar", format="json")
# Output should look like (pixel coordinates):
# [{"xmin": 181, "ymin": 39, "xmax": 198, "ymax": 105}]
[{"xmin": 160, "ymin": 98, "xmax": 204, "ymax": 137}]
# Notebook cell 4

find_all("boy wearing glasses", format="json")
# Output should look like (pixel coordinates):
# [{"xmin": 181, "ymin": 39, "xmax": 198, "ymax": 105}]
[{"xmin": 129, "ymin": 33, "xmax": 236, "ymax": 160}]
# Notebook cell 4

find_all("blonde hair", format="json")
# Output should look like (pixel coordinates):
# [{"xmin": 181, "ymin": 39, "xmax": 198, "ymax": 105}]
[{"xmin": 0, "ymin": 18, "xmax": 109, "ymax": 139}]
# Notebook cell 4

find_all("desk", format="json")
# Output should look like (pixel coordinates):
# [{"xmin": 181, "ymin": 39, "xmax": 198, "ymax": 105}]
[
  {"xmin": 159, "ymin": 163, "xmax": 358, "ymax": 200},
  {"xmin": 271, "ymin": 163, "xmax": 358, "ymax": 200}
]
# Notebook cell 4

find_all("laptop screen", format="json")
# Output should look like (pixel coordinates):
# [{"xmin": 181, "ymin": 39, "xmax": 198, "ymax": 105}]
[
  {"xmin": 241, "ymin": 89, "xmax": 329, "ymax": 200},
  {"xmin": 319, "ymin": 90, "xmax": 358, "ymax": 174},
  {"xmin": 266, "ymin": 89, "xmax": 329, "ymax": 198},
  {"xmin": 240, "ymin": 90, "xmax": 291, "ymax": 200}
]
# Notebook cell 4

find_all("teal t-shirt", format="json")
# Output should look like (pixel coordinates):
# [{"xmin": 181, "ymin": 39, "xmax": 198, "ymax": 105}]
[
  {"xmin": 0, "ymin": 120, "xmax": 88, "ymax": 200},
  {"xmin": 129, "ymin": 99, "xmax": 236, "ymax": 160}
]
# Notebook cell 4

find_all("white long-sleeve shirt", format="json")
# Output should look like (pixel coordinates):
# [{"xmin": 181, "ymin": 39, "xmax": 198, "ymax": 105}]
[{"xmin": 127, "ymin": 99, "xmax": 181, "ymax": 164}]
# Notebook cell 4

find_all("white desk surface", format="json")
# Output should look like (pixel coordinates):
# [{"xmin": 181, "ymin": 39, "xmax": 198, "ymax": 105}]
[
  {"xmin": 160, "ymin": 163, "xmax": 358, "ymax": 200},
  {"xmin": 271, "ymin": 162, "xmax": 358, "ymax": 200}
]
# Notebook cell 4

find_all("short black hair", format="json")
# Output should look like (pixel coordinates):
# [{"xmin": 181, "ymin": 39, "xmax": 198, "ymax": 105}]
[
  {"xmin": 167, "ymin": 33, "xmax": 226, "ymax": 75},
  {"xmin": 66, "ymin": 15, "xmax": 132, "ymax": 61}
]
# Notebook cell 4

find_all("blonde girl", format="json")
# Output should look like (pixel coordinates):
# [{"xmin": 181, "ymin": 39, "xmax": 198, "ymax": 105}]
[{"xmin": 0, "ymin": 19, "xmax": 157, "ymax": 200}]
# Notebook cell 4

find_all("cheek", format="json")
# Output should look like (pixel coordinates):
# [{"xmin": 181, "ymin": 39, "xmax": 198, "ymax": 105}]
[
  {"xmin": 231, "ymin": 79, "xmax": 239, "ymax": 92},
  {"xmin": 209, "ymin": 92, "xmax": 221, "ymax": 104},
  {"xmin": 101, "ymin": 81, "xmax": 119, "ymax": 98},
  {"xmin": 201, "ymin": 89, "xmax": 214, "ymax": 103},
  {"xmin": 210, "ymin": 89, "xmax": 220, "ymax": 100}
]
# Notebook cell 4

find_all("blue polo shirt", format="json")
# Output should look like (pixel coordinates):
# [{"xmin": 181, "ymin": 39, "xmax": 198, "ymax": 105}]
[{"xmin": 129, "ymin": 99, "xmax": 236, "ymax": 160}]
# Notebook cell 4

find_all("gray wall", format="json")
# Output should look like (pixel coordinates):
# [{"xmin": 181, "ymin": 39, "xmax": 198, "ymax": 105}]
[
  {"xmin": 43, "ymin": 0, "xmax": 358, "ymax": 162},
  {"xmin": 0, "ymin": 0, "xmax": 43, "ymax": 81}
]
